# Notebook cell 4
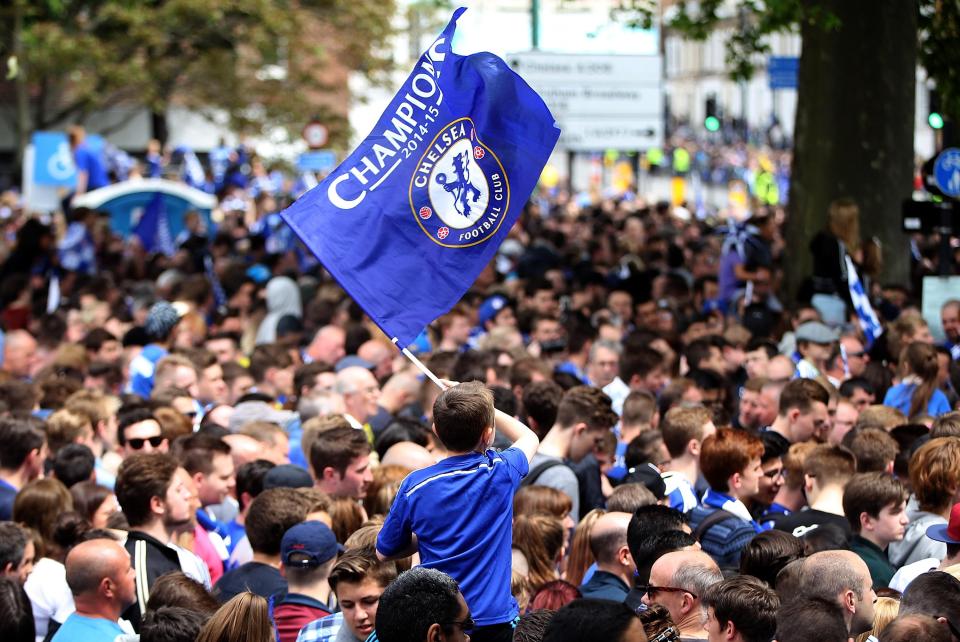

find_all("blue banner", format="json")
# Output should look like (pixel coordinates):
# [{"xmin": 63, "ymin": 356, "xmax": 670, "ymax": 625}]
[
  {"xmin": 298, "ymin": 151, "xmax": 338, "ymax": 172},
  {"xmin": 281, "ymin": 8, "xmax": 560, "ymax": 347},
  {"xmin": 768, "ymin": 56, "xmax": 799, "ymax": 90}
]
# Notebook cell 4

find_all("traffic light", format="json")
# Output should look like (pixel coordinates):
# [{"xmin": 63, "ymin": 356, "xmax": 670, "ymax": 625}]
[
  {"xmin": 929, "ymin": 89, "xmax": 944, "ymax": 130},
  {"xmin": 704, "ymin": 96, "xmax": 720, "ymax": 132}
]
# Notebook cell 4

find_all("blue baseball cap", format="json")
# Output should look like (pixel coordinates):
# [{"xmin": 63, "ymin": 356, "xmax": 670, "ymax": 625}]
[
  {"xmin": 281, "ymin": 521, "xmax": 341, "ymax": 568},
  {"xmin": 926, "ymin": 503, "xmax": 960, "ymax": 544},
  {"xmin": 263, "ymin": 465, "xmax": 314, "ymax": 490},
  {"xmin": 478, "ymin": 295, "xmax": 510, "ymax": 327}
]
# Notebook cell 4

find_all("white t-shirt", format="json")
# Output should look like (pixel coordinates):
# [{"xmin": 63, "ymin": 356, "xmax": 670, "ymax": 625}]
[{"xmin": 24, "ymin": 557, "xmax": 75, "ymax": 642}]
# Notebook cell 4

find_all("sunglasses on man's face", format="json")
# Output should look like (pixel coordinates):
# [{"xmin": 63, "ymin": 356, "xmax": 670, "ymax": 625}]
[
  {"xmin": 639, "ymin": 585, "xmax": 698, "ymax": 600},
  {"xmin": 128, "ymin": 436, "xmax": 164, "ymax": 450}
]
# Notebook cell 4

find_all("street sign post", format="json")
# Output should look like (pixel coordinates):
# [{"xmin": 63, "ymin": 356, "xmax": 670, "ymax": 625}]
[
  {"xmin": 302, "ymin": 121, "xmax": 329, "ymax": 149},
  {"xmin": 23, "ymin": 131, "xmax": 77, "ymax": 213},
  {"xmin": 768, "ymin": 57, "xmax": 799, "ymax": 90},
  {"xmin": 506, "ymin": 52, "xmax": 663, "ymax": 152},
  {"xmin": 933, "ymin": 148, "xmax": 960, "ymax": 199}
]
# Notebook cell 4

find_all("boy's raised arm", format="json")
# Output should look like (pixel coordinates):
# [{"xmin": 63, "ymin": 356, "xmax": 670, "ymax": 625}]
[{"xmin": 494, "ymin": 408, "xmax": 539, "ymax": 463}]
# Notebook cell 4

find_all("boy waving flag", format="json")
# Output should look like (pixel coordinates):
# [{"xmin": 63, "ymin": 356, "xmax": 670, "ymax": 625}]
[{"xmin": 281, "ymin": 8, "xmax": 560, "ymax": 348}]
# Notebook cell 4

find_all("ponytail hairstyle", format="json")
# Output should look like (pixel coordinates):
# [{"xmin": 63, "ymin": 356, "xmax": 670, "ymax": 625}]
[
  {"xmin": 902, "ymin": 342, "xmax": 940, "ymax": 419},
  {"xmin": 512, "ymin": 514, "xmax": 564, "ymax": 592}
]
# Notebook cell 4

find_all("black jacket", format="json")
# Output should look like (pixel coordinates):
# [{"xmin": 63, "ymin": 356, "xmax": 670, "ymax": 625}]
[{"xmin": 123, "ymin": 530, "xmax": 183, "ymax": 631}]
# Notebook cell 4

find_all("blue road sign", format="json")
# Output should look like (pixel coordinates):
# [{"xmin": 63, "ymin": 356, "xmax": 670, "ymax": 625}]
[
  {"xmin": 768, "ymin": 56, "xmax": 799, "ymax": 90},
  {"xmin": 298, "ymin": 151, "xmax": 337, "ymax": 172},
  {"xmin": 934, "ymin": 148, "xmax": 960, "ymax": 199},
  {"xmin": 32, "ymin": 131, "xmax": 77, "ymax": 187}
]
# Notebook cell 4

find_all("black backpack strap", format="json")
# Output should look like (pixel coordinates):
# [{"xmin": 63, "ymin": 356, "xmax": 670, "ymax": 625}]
[
  {"xmin": 521, "ymin": 459, "xmax": 566, "ymax": 487},
  {"xmin": 693, "ymin": 508, "xmax": 737, "ymax": 541}
]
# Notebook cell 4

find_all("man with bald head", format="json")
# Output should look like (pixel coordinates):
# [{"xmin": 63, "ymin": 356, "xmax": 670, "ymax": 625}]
[
  {"xmin": 223, "ymin": 433, "xmax": 266, "ymax": 468},
  {"xmin": 381, "ymin": 442, "xmax": 436, "ymax": 471},
  {"xmin": 358, "ymin": 340, "xmax": 394, "ymax": 382},
  {"xmin": 306, "ymin": 325, "xmax": 346, "ymax": 366},
  {"xmin": 2, "ymin": 330, "xmax": 39, "ymax": 380},
  {"xmin": 579, "ymin": 511, "xmax": 635, "ymax": 601},
  {"xmin": 52, "ymin": 538, "xmax": 136, "ymax": 641},
  {"xmin": 799, "ymin": 549, "xmax": 876, "ymax": 638},
  {"xmin": 642, "ymin": 550, "xmax": 723, "ymax": 640}
]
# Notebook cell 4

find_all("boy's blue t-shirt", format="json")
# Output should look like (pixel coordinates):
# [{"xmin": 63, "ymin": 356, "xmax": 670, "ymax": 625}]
[{"xmin": 376, "ymin": 447, "xmax": 528, "ymax": 627}]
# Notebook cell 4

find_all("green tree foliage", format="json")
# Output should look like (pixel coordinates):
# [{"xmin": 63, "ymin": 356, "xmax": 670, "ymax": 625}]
[
  {"xmin": 613, "ymin": 0, "xmax": 960, "ymax": 289},
  {"xmin": 2, "ymin": 0, "xmax": 397, "ymax": 151}
]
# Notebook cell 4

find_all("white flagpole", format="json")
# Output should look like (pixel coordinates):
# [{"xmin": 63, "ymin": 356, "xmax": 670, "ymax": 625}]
[{"xmin": 391, "ymin": 337, "xmax": 447, "ymax": 390}]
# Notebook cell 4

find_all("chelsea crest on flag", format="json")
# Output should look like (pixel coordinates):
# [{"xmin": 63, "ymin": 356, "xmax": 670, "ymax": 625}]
[{"xmin": 281, "ymin": 7, "xmax": 560, "ymax": 348}]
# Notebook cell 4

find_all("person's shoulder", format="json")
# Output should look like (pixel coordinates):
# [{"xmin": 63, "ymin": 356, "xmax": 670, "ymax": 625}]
[
  {"xmin": 401, "ymin": 456, "xmax": 464, "ymax": 487},
  {"xmin": 931, "ymin": 389, "xmax": 951, "ymax": 413}
]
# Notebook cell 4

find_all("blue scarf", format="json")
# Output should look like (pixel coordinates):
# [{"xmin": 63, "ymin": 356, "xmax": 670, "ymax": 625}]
[{"xmin": 703, "ymin": 488, "xmax": 768, "ymax": 534}]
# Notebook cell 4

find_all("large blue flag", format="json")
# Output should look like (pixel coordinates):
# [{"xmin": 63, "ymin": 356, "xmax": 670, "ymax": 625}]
[{"xmin": 281, "ymin": 8, "xmax": 560, "ymax": 348}]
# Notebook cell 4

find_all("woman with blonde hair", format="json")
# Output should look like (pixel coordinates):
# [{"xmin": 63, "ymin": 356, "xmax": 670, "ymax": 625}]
[
  {"xmin": 196, "ymin": 592, "xmax": 274, "ymax": 642},
  {"xmin": 884, "ymin": 342, "xmax": 951, "ymax": 419}
]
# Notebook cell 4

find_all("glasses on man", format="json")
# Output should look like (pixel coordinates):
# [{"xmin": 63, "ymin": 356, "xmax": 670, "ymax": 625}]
[
  {"xmin": 639, "ymin": 585, "xmax": 698, "ymax": 600},
  {"xmin": 443, "ymin": 616, "xmax": 475, "ymax": 635},
  {"xmin": 128, "ymin": 436, "xmax": 164, "ymax": 450}
]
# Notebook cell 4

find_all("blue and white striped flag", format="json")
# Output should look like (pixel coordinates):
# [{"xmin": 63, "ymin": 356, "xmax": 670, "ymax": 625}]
[
  {"xmin": 845, "ymin": 254, "xmax": 882, "ymax": 348},
  {"xmin": 204, "ymin": 255, "xmax": 228, "ymax": 311}
]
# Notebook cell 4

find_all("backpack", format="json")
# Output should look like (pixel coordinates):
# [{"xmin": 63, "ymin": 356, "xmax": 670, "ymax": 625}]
[
  {"xmin": 521, "ymin": 459, "xmax": 569, "ymax": 487},
  {"xmin": 692, "ymin": 508, "xmax": 739, "ymax": 542}
]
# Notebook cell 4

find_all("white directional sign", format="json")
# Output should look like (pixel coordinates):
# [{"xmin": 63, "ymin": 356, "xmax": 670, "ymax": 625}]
[{"xmin": 507, "ymin": 52, "xmax": 663, "ymax": 151}]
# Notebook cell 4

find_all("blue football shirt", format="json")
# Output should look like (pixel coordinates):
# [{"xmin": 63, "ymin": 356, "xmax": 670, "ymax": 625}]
[{"xmin": 377, "ymin": 447, "xmax": 528, "ymax": 626}]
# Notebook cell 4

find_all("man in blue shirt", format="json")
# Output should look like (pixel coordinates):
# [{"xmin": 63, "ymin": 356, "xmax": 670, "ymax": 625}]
[
  {"xmin": 579, "ymin": 511, "xmax": 634, "ymax": 601},
  {"xmin": 52, "ymin": 538, "xmax": 136, "ymax": 642},
  {"xmin": 377, "ymin": 381, "xmax": 538, "ymax": 642},
  {"xmin": 69, "ymin": 125, "xmax": 109, "ymax": 194}
]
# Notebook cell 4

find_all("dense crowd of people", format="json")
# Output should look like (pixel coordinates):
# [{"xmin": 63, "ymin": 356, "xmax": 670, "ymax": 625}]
[{"xmin": 0, "ymin": 129, "xmax": 956, "ymax": 642}]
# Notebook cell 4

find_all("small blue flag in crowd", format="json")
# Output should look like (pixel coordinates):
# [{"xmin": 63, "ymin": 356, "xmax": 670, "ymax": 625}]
[
  {"xmin": 281, "ymin": 8, "xmax": 560, "ymax": 348},
  {"xmin": 134, "ymin": 193, "xmax": 176, "ymax": 256},
  {"xmin": 845, "ymin": 254, "xmax": 883, "ymax": 348}
]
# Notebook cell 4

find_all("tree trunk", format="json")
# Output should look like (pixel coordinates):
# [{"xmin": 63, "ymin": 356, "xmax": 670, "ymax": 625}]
[
  {"xmin": 785, "ymin": 0, "xmax": 917, "ymax": 299},
  {"xmin": 151, "ymin": 109, "xmax": 168, "ymax": 146},
  {"xmin": 12, "ymin": 0, "xmax": 30, "ymax": 170}
]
